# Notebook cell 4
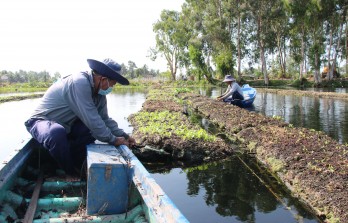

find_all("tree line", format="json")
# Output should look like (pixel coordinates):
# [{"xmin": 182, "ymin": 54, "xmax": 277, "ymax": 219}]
[
  {"xmin": 0, "ymin": 61, "xmax": 162, "ymax": 86},
  {"xmin": 0, "ymin": 70, "xmax": 59, "ymax": 87},
  {"xmin": 151, "ymin": 0, "xmax": 347, "ymax": 85}
]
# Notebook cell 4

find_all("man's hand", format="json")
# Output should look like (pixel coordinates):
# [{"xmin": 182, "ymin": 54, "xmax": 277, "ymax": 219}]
[
  {"xmin": 114, "ymin": 136, "xmax": 136, "ymax": 148},
  {"xmin": 114, "ymin": 137, "xmax": 129, "ymax": 146},
  {"xmin": 127, "ymin": 137, "xmax": 136, "ymax": 148}
]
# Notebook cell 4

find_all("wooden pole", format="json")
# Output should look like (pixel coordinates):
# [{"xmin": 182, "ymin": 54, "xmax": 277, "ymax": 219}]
[{"xmin": 23, "ymin": 172, "xmax": 43, "ymax": 223}]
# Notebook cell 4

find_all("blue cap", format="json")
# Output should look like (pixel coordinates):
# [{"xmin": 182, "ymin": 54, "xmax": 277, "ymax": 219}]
[
  {"xmin": 87, "ymin": 58, "xmax": 129, "ymax": 85},
  {"xmin": 223, "ymin": 75, "xmax": 236, "ymax": 82}
]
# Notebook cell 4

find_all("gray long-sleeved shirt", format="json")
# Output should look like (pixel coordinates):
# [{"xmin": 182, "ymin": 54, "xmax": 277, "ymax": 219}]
[
  {"xmin": 220, "ymin": 82, "xmax": 244, "ymax": 100},
  {"xmin": 30, "ymin": 71, "xmax": 125, "ymax": 144}
]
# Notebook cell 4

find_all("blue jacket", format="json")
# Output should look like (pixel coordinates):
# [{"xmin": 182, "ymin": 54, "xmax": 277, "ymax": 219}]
[{"xmin": 30, "ymin": 71, "xmax": 126, "ymax": 144}]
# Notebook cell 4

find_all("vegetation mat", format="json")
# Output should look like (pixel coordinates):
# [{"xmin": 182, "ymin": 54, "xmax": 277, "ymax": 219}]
[
  {"xmin": 129, "ymin": 87, "xmax": 347, "ymax": 222},
  {"xmin": 129, "ymin": 88, "xmax": 234, "ymax": 164},
  {"xmin": 178, "ymin": 92, "xmax": 348, "ymax": 223}
]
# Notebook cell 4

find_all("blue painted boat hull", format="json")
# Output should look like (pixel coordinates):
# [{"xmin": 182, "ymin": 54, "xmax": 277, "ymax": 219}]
[
  {"xmin": 229, "ymin": 84, "xmax": 256, "ymax": 108},
  {"xmin": 0, "ymin": 138, "xmax": 189, "ymax": 223},
  {"xmin": 240, "ymin": 84, "xmax": 257, "ymax": 107}
]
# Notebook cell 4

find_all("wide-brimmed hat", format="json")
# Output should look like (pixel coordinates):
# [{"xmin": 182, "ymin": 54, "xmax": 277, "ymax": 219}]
[
  {"xmin": 222, "ymin": 75, "xmax": 236, "ymax": 82},
  {"xmin": 87, "ymin": 58, "xmax": 129, "ymax": 85}
]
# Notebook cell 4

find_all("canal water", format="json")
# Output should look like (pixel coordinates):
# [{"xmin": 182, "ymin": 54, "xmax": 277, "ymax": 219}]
[
  {"xmin": 205, "ymin": 87, "xmax": 348, "ymax": 145},
  {"xmin": 1, "ymin": 87, "xmax": 347, "ymax": 222}
]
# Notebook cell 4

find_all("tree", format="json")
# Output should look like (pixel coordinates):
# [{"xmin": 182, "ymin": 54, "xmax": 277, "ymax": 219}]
[
  {"xmin": 120, "ymin": 63, "xmax": 128, "ymax": 78},
  {"xmin": 152, "ymin": 10, "xmax": 188, "ymax": 80},
  {"xmin": 182, "ymin": 1, "xmax": 214, "ymax": 81},
  {"xmin": 188, "ymin": 42, "xmax": 207, "ymax": 81},
  {"xmin": 307, "ymin": 0, "xmax": 326, "ymax": 84},
  {"xmin": 346, "ymin": 12, "xmax": 348, "ymax": 75},
  {"xmin": 184, "ymin": 0, "xmax": 236, "ymax": 80},
  {"xmin": 151, "ymin": 0, "xmax": 347, "ymax": 83},
  {"xmin": 269, "ymin": 3, "xmax": 289, "ymax": 78},
  {"xmin": 247, "ymin": 0, "xmax": 280, "ymax": 85},
  {"xmin": 127, "ymin": 61, "xmax": 137, "ymax": 79},
  {"xmin": 325, "ymin": 1, "xmax": 346, "ymax": 80},
  {"xmin": 285, "ymin": 0, "xmax": 312, "ymax": 83},
  {"xmin": 52, "ymin": 72, "xmax": 61, "ymax": 82},
  {"xmin": 226, "ymin": 0, "xmax": 250, "ymax": 80}
]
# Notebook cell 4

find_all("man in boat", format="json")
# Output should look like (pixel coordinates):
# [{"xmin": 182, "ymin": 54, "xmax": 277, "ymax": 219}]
[
  {"xmin": 217, "ymin": 75, "xmax": 244, "ymax": 106},
  {"xmin": 24, "ymin": 58, "xmax": 136, "ymax": 175}
]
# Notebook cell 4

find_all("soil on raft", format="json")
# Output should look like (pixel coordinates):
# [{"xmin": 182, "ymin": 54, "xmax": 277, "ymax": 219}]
[
  {"xmin": 129, "ymin": 97, "xmax": 234, "ymax": 164},
  {"xmin": 129, "ymin": 88, "xmax": 348, "ymax": 223}
]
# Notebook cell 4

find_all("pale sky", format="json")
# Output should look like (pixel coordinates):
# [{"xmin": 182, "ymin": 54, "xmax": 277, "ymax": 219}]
[{"xmin": 0, "ymin": 0, "xmax": 184, "ymax": 76}]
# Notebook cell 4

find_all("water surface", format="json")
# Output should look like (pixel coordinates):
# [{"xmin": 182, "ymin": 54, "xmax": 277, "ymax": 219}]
[
  {"xmin": 204, "ymin": 87, "xmax": 348, "ymax": 144},
  {"xmin": 1, "ymin": 87, "xmax": 347, "ymax": 222},
  {"xmin": 149, "ymin": 157, "xmax": 318, "ymax": 223}
]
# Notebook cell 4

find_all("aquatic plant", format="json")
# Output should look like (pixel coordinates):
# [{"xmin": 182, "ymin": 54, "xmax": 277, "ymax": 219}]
[
  {"xmin": 266, "ymin": 156, "xmax": 285, "ymax": 173},
  {"xmin": 325, "ymin": 211, "xmax": 340, "ymax": 223},
  {"xmin": 272, "ymin": 115, "xmax": 283, "ymax": 121},
  {"xmin": 132, "ymin": 88, "xmax": 348, "ymax": 222},
  {"xmin": 146, "ymin": 89, "xmax": 175, "ymax": 101},
  {"xmin": 133, "ymin": 110, "xmax": 216, "ymax": 142},
  {"xmin": 174, "ymin": 88, "xmax": 192, "ymax": 94}
]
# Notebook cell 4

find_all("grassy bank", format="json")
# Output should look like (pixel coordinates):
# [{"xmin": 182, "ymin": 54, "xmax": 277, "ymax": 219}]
[
  {"xmin": 0, "ymin": 93, "xmax": 44, "ymax": 103},
  {"xmin": 245, "ymin": 77, "xmax": 348, "ymax": 88}
]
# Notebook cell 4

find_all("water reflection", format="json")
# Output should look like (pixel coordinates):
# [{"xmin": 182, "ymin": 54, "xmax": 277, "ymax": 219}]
[
  {"xmin": 196, "ymin": 87, "xmax": 348, "ymax": 144},
  {"xmin": 106, "ymin": 88, "xmax": 147, "ymax": 134},
  {"xmin": 255, "ymin": 92, "xmax": 348, "ymax": 144},
  {"xmin": 149, "ymin": 156, "xmax": 318, "ymax": 223}
]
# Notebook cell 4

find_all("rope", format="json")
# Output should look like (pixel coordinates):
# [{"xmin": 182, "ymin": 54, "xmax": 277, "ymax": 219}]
[
  {"xmin": 236, "ymin": 155, "xmax": 288, "ymax": 207},
  {"xmin": 235, "ymin": 155, "xmax": 308, "ymax": 221}
]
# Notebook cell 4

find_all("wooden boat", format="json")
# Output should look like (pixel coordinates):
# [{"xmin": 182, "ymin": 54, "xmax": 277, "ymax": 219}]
[
  {"xmin": 0, "ymin": 138, "xmax": 189, "ymax": 223},
  {"xmin": 230, "ymin": 84, "xmax": 257, "ymax": 108}
]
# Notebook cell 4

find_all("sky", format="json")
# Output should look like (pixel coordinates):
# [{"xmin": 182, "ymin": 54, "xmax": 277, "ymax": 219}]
[{"xmin": 0, "ymin": 0, "xmax": 184, "ymax": 76}]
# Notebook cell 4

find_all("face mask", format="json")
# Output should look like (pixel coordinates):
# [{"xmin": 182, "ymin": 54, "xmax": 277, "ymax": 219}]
[
  {"xmin": 98, "ymin": 87, "xmax": 113, "ymax": 95},
  {"xmin": 98, "ymin": 78, "xmax": 113, "ymax": 95}
]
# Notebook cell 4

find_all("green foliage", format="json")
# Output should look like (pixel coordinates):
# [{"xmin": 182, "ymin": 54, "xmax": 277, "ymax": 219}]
[
  {"xmin": 159, "ymin": 71, "xmax": 172, "ymax": 80},
  {"xmin": 0, "ymin": 70, "xmax": 57, "ymax": 84},
  {"xmin": 153, "ymin": 10, "xmax": 190, "ymax": 80},
  {"xmin": 213, "ymin": 51, "xmax": 234, "ymax": 76},
  {"xmin": 146, "ymin": 89, "xmax": 176, "ymax": 101},
  {"xmin": 290, "ymin": 78, "xmax": 312, "ymax": 87},
  {"xmin": 133, "ymin": 110, "xmax": 216, "ymax": 142},
  {"xmin": 266, "ymin": 156, "xmax": 285, "ymax": 173},
  {"xmin": 121, "ymin": 61, "xmax": 161, "ymax": 79},
  {"xmin": 188, "ymin": 44, "xmax": 208, "ymax": 81},
  {"xmin": 188, "ymin": 44, "xmax": 204, "ymax": 67},
  {"xmin": 153, "ymin": 0, "xmax": 347, "ymax": 85},
  {"xmin": 174, "ymin": 88, "xmax": 193, "ymax": 94},
  {"xmin": 0, "ymin": 82, "xmax": 51, "ymax": 93}
]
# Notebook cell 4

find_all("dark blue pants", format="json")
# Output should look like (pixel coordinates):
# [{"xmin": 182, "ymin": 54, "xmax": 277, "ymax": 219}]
[
  {"xmin": 223, "ymin": 91, "xmax": 244, "ymax": 102},
  {"xmin": 25, "ymin": 118, "xmax": 95, "ymax": 174}
]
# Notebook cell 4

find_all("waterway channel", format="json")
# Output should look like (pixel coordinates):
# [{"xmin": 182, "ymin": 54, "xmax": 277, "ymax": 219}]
[{"xmin": 1, "ymin": 86, "xmax": 347, "ymax": 222}]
